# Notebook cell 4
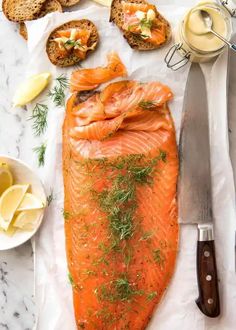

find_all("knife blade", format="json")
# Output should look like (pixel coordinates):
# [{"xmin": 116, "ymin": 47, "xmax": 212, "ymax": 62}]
[
  {"xmin": 227, "ymin": 34, "xmax": 236, "ymax": 272},
  {"xmin": 178, "ymin": 63, "xmax": 220, "ymax": 318}
]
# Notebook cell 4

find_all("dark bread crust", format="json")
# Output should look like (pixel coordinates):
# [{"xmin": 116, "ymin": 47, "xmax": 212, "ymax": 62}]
[
  {"xmin": 19, "ymin": 23, "xmax": 28, "ymax": 40},
  {"xmin": 58, "ymin": 0, "xmax": 80, "ymax": 6},
  {"xmin": 46, "ymin": 20, "xmax": 99, "ymax": 67},
  {"xmin": 110, "ymin": 0, "xmax": 171, "ymax": 51},
  {"xmin": 19, "ymin": 0, "xmax": 63, "ymax": 40},
  {"xmin": 2, "ymin": 0, "xmax": 47, "ymax": 22}
]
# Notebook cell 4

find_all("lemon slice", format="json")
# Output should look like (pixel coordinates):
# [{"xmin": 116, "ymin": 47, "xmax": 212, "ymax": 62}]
[
  {"xmin": 0, "ymin": 225, "xmax": 16, "ymax": 236},
  {"xmin": 17, "ymin": 193, "xmax": 45, "ymax": 212},
  {"xmin": 0, "ymin": 184, "xmax": 29, "ymax": 230},
  {"xmin": 0, "ymin": 163, "xmax": 13, "ymax": 196},
  {"xmin": 13, "ymin": 209, "xmax": 43, "ymax": 231},
  {"xmin": 13, "ymin": 72, "xmax": 51, "ymax": 107}
]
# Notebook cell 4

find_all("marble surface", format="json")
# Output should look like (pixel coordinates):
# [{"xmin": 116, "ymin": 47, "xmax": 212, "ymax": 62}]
[{"xmin": 0, "ymin": 4, "xmax": 35, "ymax": 330}]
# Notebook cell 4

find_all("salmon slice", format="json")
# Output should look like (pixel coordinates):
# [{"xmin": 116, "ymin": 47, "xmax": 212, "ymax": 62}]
[
  {"xmin": 54, "ymin": 28, "xmax": 91, "ymax": 60},
  {"xmin": 57, "ymin": 29, "xmax": 91, "ymax": 44},
  {"xmin": 69, "ymin": 81, "xmax": 173, "ymax": 130},
  {"xmin": 63, "ymin": 80, "xmax": 178, "ymax": 329},
  {"xmin": 70, "ymin": 52, "xmax": 127, "ymax": 92}
]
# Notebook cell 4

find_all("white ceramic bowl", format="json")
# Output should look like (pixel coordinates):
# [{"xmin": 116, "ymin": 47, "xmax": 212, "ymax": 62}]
[{"xmin": 0, "ymin": 155, "xmax": 46, "ymax": 250}]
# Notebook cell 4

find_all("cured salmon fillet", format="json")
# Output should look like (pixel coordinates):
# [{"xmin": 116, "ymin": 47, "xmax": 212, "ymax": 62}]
[
  {"xmin": 70, "ymin": 52, "xmax": 127, "ymax": 92},
  {"xmin": 63, "ymin": 80, "xmax": 179, "ymax": 330}
]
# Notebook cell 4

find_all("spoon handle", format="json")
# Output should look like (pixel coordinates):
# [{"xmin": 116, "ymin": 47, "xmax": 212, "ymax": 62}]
[
  {"xmin": 231, "ymin": 44, "xmax": 236, "ymax": 52},
  {"xmin": 211, "ymin": 29, "xmax": 236, "ymax": 52}
]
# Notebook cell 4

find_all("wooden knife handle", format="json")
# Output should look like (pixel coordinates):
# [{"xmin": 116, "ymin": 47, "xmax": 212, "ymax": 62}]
[{"xmin": 195, "ymin": 226, "xmax": 220, "ymax": 318}]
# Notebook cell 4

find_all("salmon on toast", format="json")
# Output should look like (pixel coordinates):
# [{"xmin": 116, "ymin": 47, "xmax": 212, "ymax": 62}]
[
  {"xmin": 70, "ymin": 52, "xmax": 127, "ymax": 92},
  {"xmin": 110, "ymin": 0, "xmax": 171, "ymax": 50},
  {"xmin": 46, "ymin": 20, "xmax": 99, "ymax": 67},
  {"xmin": 63, "ymin": 80, "xmax": 178, "ymax": 329}
]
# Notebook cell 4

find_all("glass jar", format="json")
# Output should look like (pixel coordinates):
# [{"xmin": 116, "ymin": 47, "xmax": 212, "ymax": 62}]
[
  {"xmin": 165, "ymin": 1, "xmax": 232, "ymax": 70},
  {"xmin": 219, "ymin": 0, "xmax": 236, "ymax": 16}
]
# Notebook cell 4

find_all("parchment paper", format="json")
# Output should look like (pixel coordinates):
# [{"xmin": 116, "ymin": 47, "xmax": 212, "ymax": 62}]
[{"xmin": 22, "ymin": 1, "xmax": 236, "ymax": 329}]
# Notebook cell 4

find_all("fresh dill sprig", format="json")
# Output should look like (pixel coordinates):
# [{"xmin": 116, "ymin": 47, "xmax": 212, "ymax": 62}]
[
  {"xmin": 114, "ymin": 277, "xmax": 135, "ymax": 301},
  {"xmin": 139, "ymin": 231, "xmax": 153, "ymax": 241},
  {"xmin": 29, "ymin": 103, "xmax": 48, "ymax": 136},
  {"xmin": 158, "ymin": 150, "xmax": 167, "ymax": 162},
  {"xmin": 46, "ymin": 189, "xmax": 54, "ymax": 206},
  {"xmin": 153, "ymin": 248, "xmax": 165, "ymax": 266},
  {"xmin": 138, "ymin": 100, "xmax": 158, "ymax": 110},
  {"xmin": 124, "ymin": 247, "xmax": 132, "ymax": 266},
  {"xmin": 62, "ymin": 209, "xmax": 71, "ymax": 220},
  {"xmin": 64, "ymin": 40, "xmax": 85, "ymax": 50},
  {"xmin": 95, "ymin": 275, "xmax": 144, "ymax": 303},
  {"xmin": 95, "ymin": 307, "xmax": 116, "ymax": 324},
  {"xmin": 68, "ymin": 272, "xmax": 77, "ymax": 287},
  {"xmin": 55, "ymin": 74, "xmax": 69, "ymax": 89},
  {"xmin": 140, "ymin": 18, "xmax": 153, "ymax": 30},
  {"xmin": 147, "ymin": 291, "xmax": 157, "ymax": 301},
  {"xmin": 83, "ymin": 269, "xmax": 97, "ymax": 276},
  {"xmin": 33, "ymin": 143, "xmax": 46, "ymax": 167},
  {"xmin": 48, "ymin": 86, "xmax": 65, "ymax": 107},
  {"xmin": 95, "ymin": 151, "xmax": 165, "ymax": 242},
  {"xmin": 128, "ymin": 165, "xmax": 154, "ymax": 184},
  {"xmin": 48, "ymin": 74, "xmax": 69, "ymax": 107}
]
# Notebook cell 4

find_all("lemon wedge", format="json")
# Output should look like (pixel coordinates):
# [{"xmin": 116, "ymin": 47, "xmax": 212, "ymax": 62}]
[
  {"xmin": 13, "ymin": 209, "xmax": 43, "ymax": 231},
  {"xmin": 17, "ymin": 193, "xmax": 45, "ymax": 212},
  {"xmin": 13, "ymin": 72, "xmax": 51, "ymax": 107},
  {"xmin": 0, "ymin": 163, "xmax": 13, "ymax": 196},
  {"xmin": 0, "ymin": 184, "xmax": 29, "ymax": 230}
]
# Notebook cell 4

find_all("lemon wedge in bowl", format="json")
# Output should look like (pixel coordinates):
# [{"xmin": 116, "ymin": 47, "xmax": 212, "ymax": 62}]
[
  {"xmin": 0, "ymin": 163, "xmax": 13, "ymax": 196},
  {"xmin": 13, "ymin": 209, "xmax": 43, "ymax": 231},
  {"xmin": 13, "ymin": 72, "xmax": 51, "ymax": 107},
  {"xmin": 0, "ymin": 184, "xmax": 29, "ymax": 230},
  {"xmin": 17, "ymin": 193, "xmax": 45, "ymax": 211}
]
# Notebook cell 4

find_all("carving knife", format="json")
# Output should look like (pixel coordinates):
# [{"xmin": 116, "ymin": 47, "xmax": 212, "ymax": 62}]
[{"xmin": 178, "ymin": 63, "xmax": 220, "ymax": 317}]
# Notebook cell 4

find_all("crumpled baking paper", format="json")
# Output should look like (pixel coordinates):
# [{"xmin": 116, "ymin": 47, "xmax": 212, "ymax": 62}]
[{"xmin": 22, "ymin": 1, "xmax": 236, "ymax": 329}]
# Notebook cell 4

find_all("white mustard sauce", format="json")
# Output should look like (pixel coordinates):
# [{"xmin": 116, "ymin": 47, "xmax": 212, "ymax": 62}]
[{"xmin": 185, "ymin": 5, "xmax": 227, "ymax": 52}]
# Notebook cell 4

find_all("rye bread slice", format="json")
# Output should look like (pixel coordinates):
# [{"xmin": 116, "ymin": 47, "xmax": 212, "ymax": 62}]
[
  {"xmin": 2, "ymin": 0, "xmax": 47, "ymax": 22},
  {"xmin": 46, "ymin": 20, "xmax": 99, "ymax": 67},
  {"xmin": 19, "ymin": 0, "xmax": 63, "ymax": 40},
  {"xmin": 110, "ymin": 0, "xmax": 171, "ymax": 51},
  {"xmin": 57, "ymin": 0, "xmax": 80, "ymax": 7}
]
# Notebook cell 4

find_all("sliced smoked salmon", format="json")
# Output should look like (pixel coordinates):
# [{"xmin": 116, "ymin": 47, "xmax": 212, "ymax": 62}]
[
  {"xmin": 70, "ymin": 52, "xmax": 127, "ymax": 92},
  {"xmin": 54, "ymin": 28, "xmax": 92, "ymax": 60},
  {"xmin": 63, "ymin": 80, "xmax": 178, "ymax": 329}
]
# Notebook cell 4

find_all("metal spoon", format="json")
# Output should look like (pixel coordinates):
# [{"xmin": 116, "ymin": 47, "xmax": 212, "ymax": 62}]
[{"xmin": 199, "ymin": 9, "xmax": 236, "ymax": 51}]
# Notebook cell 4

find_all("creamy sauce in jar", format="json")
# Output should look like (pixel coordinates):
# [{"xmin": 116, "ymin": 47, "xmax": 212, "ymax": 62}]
[{"xmin": 185, "ymin": 5, "xmax": 227, "ymax": 52}]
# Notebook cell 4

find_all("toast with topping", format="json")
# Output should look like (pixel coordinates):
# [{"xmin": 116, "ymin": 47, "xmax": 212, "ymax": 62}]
[
  {"xmin": 110, "ymin": 0, "xmax": 171, "ymax": 50},
  {"xmin": 46, "ymin": 20, "xmax": 99, "ymax": 67}
]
